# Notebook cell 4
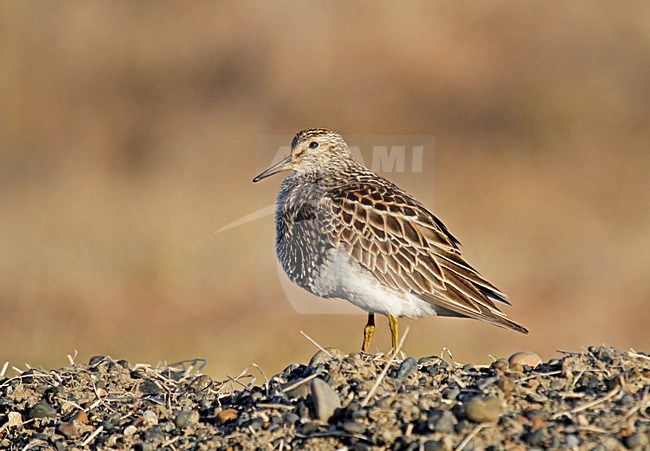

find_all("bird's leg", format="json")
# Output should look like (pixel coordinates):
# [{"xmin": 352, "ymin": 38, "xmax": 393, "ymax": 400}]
[
  {"xmin": 388, "ymin": 314, "xmax": 399, "ymax": 354},
  {"xmin": 361, "ymin": 313, "xmax": 376, "ymax": 353}
]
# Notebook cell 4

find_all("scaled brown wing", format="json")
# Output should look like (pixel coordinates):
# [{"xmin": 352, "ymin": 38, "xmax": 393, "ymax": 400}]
[{"xmin": 326, "ymin": 180, "xmax": 528, "ymax": 334}]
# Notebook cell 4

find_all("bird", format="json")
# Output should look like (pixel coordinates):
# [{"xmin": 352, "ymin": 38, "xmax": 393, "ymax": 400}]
[{"xmin": 253, "ymin": 128, "xmax": 528, "ymax": 354}]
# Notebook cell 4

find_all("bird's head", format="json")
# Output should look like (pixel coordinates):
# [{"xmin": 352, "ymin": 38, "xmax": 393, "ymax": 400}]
[{"xmin": 253, "ymin": 128, "xmax": 351, "ymax": 182}]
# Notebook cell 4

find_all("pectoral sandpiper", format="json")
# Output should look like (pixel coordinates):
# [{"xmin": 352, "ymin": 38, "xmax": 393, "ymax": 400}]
[{"xmin": 253, "ymin": 128, "xmax": 528, "ymax": 353}]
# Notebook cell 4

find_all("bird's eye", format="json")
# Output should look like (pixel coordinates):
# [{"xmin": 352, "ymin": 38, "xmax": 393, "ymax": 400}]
[{"xmin": 309, "ymin": 141, "xmax": 319, "ymax": 149}]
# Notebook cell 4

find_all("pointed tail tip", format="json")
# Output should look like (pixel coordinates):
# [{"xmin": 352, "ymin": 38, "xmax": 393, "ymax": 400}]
[{"xmin": 512, "ymin": 322, "xmax": 529, "ymax": 335}]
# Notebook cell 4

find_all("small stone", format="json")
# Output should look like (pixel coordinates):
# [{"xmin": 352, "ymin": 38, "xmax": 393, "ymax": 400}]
[
  {"xmin": 124, "ymin": 425, "xmax": 137, "ymax": 436},
  {"xmin": 249, "ymin": 417, "xmax": 264, "ymax": 431},
  {"xmin": 342, "ymin": 420, "xmax": 366, "ymax": 434},
  {"xmin": 216, "ymin": 408, "xmax": 238, "ymax": 425},
  {"xmin": 477, "ymin": 377, "xmax": 498, "ymax": 390},
  {"xmin": 423, "ymin": 440, "xmax": 445, "ymax": 451},
  {"xmin": 566, "ymin": 434, "xmax": 580, "ymax": 447},
  {"xmin": 434, "ymin": 411, "xmax": 456, "ymax": 433},
  {"xmin": 139, "ymin": 380, "xmax": 160, "ymax": 396},
  {"xmin": 508, "ymin": 445, "xmax": 526, "ymax": 451},
  {"xmin": 464, "ymin": 397, "xmax": 504, "ymax": 423},
  {"xmin": 625, "ymin": 432, "xmax": 649, "ymax": 449},
  {"xmin": 509, "ymin": 351, "xmax": 542, "ymax": 368},
  {"xmin": 492, "ymin": 359, "xmax": 509, "ymax": 372},
  {"xmin": 309, "ymin": 348, "xmax": 344, "ymax": 367},
  {"xmin": 144, "ymin": 428, "xmax": 165, "ymax": 442},
  {"xmin": 530, "ymin": 417, "xmax": 544, "ymax": 432},
  {"xmin": 462, "ymin": 363, "xmax": 475, "ymax": 372},
  {"xmin": 88, "ymin": 355, "xmax": 106, "ymax": 366},
  {"xmin": 442, "ymin": 387, "xmax": 460, "ymax": 400},
  {"xmin": 310, "ymin": 378, "xmax": 341, "ymax": 421},
  {"xmin": 497, "ymin": 376, "xmax": 515, "ymax": 393},
  {"xmin": 524, "ymin": 427, "xmax": 546, "ymax": 446},
  {"xmin": 133, "ymin": 416, "xmax": 145, "ymax": 426},
  {"xmin": 72, "ymin": 410, "xmax": 89, "ymax": 424},
  {"xmin": 508, "ymin": 362, "xmax": 524, "ymax": 374},
  {"xmin": 142, "ymin": 410, "xmax": 158, "ymax": 426},
  {"xmin": 282, "ymin": 379, "xmax": 311, "ymax": 398},
  {"xmin": 57, "ymin": 422, "xmax": 79, "ymax": 439},
  {"xmin": 397, "ymin": 358, "xmax": 418, "ymax": 379},
  {"xmin": 28, "ymin": 400, "xmax": 57, "ymax": 419},
  {"xmin": 6, "ymin": 412, "xmax": 22, "ymax": 428},
  {"xmin": 299, "ymin": 422, "xmax": 320, "ymax": 434},
  {"xmin": 189, "ymin": 374, "xmax": 213, "ymax": 391},
  {"xmin": 282, "ymin": 412, "xmax": 300, "ymax": 425},
  {"xmin": 136, "ymin": 444, "xmax": 154, "ymax": 451},
  {"xmin": 174, "ymin": 409, "xmax": 199, "ymax": 428},
  {"xmin": 528, "ymin": 379, "xmax": 540, "ymax": 390}
]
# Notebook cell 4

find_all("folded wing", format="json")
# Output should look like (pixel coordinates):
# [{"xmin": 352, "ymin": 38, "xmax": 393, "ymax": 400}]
[{"xmin": 326, "ymin": 179, "xmax": 528, "ymax": 334}]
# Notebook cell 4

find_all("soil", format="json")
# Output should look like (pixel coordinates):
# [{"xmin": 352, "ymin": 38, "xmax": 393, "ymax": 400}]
[{"xmin": 1, "ymin": 346, "xmax": 649, "ymax": 450}]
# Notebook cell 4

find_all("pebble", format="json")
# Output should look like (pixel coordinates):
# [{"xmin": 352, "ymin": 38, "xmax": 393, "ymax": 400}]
[
  {"xmin": 88, "ymin": 355, "xmax": 106, "ymax": 366},
  {"xmin": 249, "ymin": 417, "xmax": 264, "ymax": 431},
  {"xmin": 310, "ymin": 378, "xmax": 341, "ymax": 421},
  {"xmin": 28, "ymin": 400, "xmax": 57, "ymax": 419},
  {"xmin": 492, "ymin": 359, "xmax": 509, "ymax": 372},
  {"xmin": 625, "ymin": 432, "xmax": 649, "ymax": 449},
  {"xmin": 434, "ymin": 411, "xmax": 456, "ymax": 433},
  {"xmin": 142, "ymin": 410, "xmax": 158, "ymax": 426},
  {"xmin": 282, "ymin": 412, "xmax": 300, "ymax": 426},
  {"xmin": 217, "ymin": 409, "xmax": 237, "ymax": 424},
  {"xmin": 526, "ymin": 409, "xmax": 545, "ymax": 421},
  {"xmin": 342, "ymin": 421, "xmax": 366, "ymax": 434},
  {"xmin": 524, "ymin": 427, "xmax": 546, "ymax": 446},
  {"xmin": 72, "ymin": 410, "xmax": 89, "ymax": 424},
  {"xmin": 139, "ymin": 380, "xmax": 161, "ymax": 396},
  {"xmin": 174, "ymin": 409, "xmax": 199, "ymax": 428},
  {"xmin": 299, "ymin": 422, "xmax": 320, "ymax": 434},
  {"xmin": 422, "ymin": 440, "xmax": 445, "ymax": 451},
  {"xmin": 397, "ymin": 358, "xmax": 418, "ymax": 379},
  {"xmin": 477, "ymin": 376, "xmax": 498, "ymax": 391},
  {"xmin": 497, "ymin": 376, "xmax": 515, "ymax": 394},
  {"xmin": 509, "ymin": 351, "xmax": 542, "ymax": 369},
  {"xmin": 189, "ymin": 374, "xmax": 213, "ymax": 391},
  {"xmin": 282, "ymin": 378, "xmax": 311, "ymax": 398},
  {"xmin": 528, "ymin": 379, "xmax": 540, "ymax": 390},
  {"xmin": 566, "ymin": 434, "xmax": 580, "ymax": 447},
  {"xmin": 5, "ymin": 412, "xmax": 22, "ymax": 428},
  {"xmin": 124, "ymin": 425, "xmax": 137, "ymax": 436},
  {"xmin": 442, "ymin": 387, "xmax": 460, "ymax": 400},
  {"xmin": 464, "ymin": 397, "xmax": 504, "ymax": 423},
  {"xmin": 309, "ymin": 348, "xmax": 344, "ymax": 367},
  {"xmin": 57, "ymin": 422, "xmax": 79, "ymax": 439}
]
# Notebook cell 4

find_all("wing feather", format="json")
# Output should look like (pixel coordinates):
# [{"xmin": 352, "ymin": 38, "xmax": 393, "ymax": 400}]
[{"xmin": 327, "ymin": 178, "xmax": 527, "ymax": 334}]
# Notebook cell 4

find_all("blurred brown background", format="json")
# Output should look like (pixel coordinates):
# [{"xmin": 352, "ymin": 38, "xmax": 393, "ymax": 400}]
[{"xmin": 1, "ymin": 2, "xmax": 649, "ymax": 378}]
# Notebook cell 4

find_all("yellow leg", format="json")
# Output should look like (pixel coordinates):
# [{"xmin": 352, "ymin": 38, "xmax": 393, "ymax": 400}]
[
  {"xmin": 388, "ymin": 315, "xmax": 399, "ymax": 354},
  {"xmin": 361, "ymin": 313, "xmax": 376, "ymax": 353}
]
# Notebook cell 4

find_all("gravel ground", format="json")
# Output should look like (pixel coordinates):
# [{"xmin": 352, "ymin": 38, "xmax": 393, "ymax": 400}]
[{"xmin": 1, "ymin": 345, "xmax": 649, "ymax": 450}]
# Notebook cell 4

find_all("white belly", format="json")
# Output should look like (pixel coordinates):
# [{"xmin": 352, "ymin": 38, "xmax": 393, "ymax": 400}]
[{"xmin": 310, "ymin": 250, "xmax": 438, "ymax": 318}]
